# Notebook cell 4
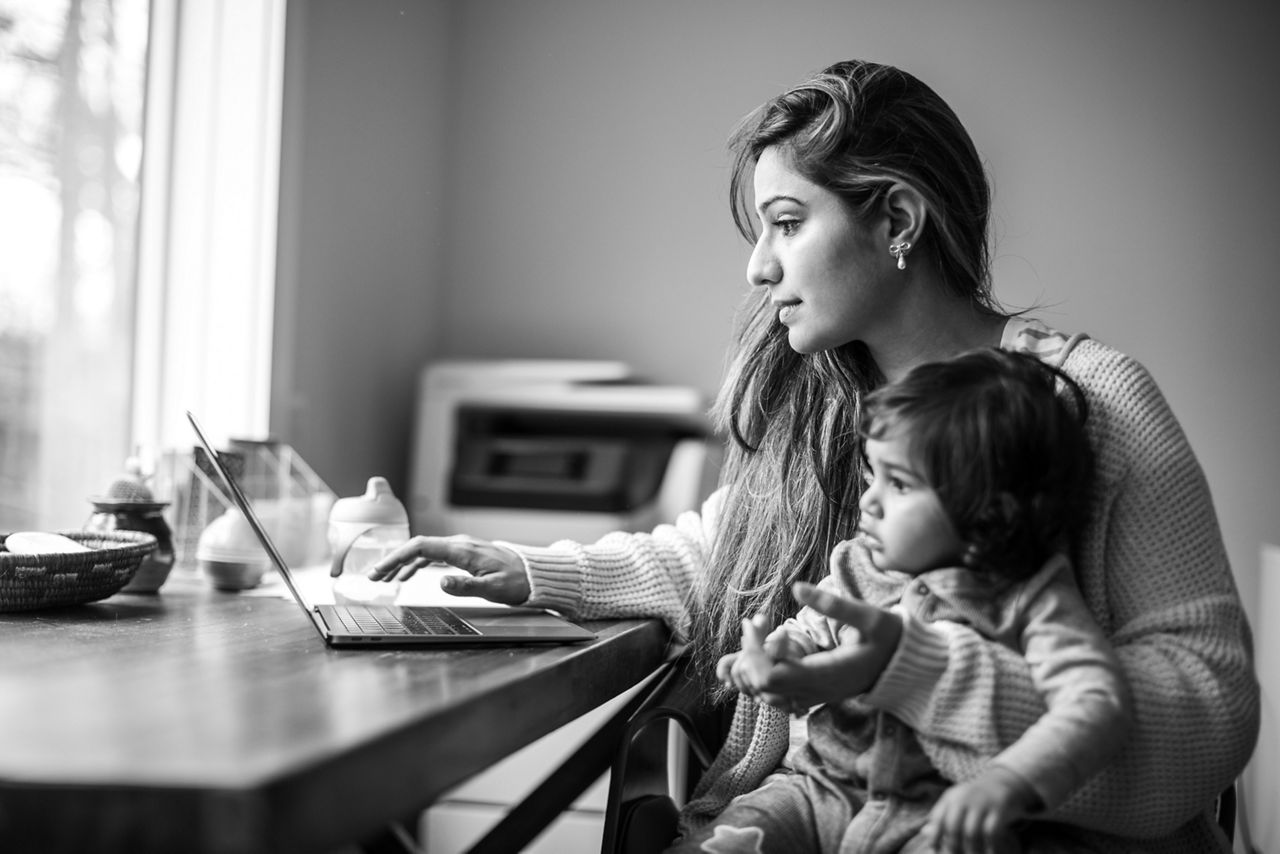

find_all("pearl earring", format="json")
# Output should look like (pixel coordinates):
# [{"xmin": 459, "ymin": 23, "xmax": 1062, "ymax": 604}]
[{"xmin": 889, "ymin": 241, "xmax": 912, "ymax": 270}]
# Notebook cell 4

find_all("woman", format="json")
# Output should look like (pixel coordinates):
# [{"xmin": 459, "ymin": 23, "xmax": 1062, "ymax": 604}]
[{"xmin": 369, "ymin": 60, "xmax": 1258, "ymax": 851}]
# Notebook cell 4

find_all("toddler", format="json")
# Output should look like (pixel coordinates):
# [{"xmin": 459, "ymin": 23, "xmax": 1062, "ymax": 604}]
[{"xmin": 704, "ymin": 348, "xmax": 1132, "ymax": 854}]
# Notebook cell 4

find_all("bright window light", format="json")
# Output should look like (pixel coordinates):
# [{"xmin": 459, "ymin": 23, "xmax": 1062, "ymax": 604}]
[{"xmin": 0, "ymin": 0, "xmax": 285, "ymax": 530}]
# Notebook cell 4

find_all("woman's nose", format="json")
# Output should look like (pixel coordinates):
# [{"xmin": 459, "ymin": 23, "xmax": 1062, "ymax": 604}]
[{"xmin": 746, "ymin": 235, "xmax": 780, "ymax": 288}]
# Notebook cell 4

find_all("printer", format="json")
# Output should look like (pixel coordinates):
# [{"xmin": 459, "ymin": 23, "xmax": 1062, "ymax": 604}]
[{"xmin": 408, "ymin": 359, "xmax": 721, "ymax": 545}]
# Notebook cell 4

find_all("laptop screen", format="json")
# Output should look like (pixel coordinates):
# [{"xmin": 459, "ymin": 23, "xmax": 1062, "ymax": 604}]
[{"xmin": 186, "ymin": 411, "xmax": 318, "ymax": 615}]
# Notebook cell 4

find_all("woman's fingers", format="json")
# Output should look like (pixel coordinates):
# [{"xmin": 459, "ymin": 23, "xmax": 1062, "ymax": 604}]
[
  {"xmin": 368, "ymin": 535, "xmax": 485, "ymax": 580},
  {"xmin": 364, "ymin": 536, "xmax": 531, "ymax": 605},
  {"xmin": 378, "ymin": 555, "xmax": 434, "ymax": 582}
]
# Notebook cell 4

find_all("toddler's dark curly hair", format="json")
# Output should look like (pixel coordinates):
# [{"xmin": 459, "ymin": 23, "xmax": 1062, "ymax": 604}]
[{"xmin": 860, "ymin": 348, "xmax": 1093, "ymax": 579}]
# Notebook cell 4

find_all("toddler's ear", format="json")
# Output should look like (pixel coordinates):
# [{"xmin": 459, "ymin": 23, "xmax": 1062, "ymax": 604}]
[{"xmin": 963, "ymin": 490, "xmax": 1023, "ymax": 570}]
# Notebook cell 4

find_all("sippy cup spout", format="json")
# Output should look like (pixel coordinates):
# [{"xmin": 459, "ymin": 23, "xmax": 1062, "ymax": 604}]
[{"xmin": 365, "ymin": 476, "xmax": 390, "ymax": 499}]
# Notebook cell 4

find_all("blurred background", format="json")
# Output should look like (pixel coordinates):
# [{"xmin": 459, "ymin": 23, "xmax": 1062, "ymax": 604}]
[{"xmin": 2, "ymin": 0, "xmax": 1277, "ymax": 849}]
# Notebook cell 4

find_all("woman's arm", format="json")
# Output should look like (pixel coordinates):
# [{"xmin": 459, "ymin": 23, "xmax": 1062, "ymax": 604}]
[
  {"xmin": 370, "ymin": 489, "xmax": 720, "ymax": 643},
  {"xmin": 499, "ymin": 488, "xmax": 723, "ymax": 642}
]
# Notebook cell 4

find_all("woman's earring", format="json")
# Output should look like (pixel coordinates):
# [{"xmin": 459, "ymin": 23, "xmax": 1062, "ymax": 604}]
[{"xmin": 889, "ymin": 241, "xmax": 912, "ymax": 271}]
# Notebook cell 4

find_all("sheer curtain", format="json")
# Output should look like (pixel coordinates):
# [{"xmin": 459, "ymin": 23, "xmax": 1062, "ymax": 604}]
[
  {"xmin": 0, "ymin": 0, "xmax": 285, "ymax": 530},
  {"xmin": 134, "ymin": 0, "xmax": 286, "ymax": 461}
]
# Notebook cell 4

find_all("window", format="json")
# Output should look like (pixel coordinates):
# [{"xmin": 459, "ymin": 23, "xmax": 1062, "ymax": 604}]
[
  {"xmin": 0, "ymin": 0, "xmax": 285, "ymax": 531},
  {"xmin": 0, "ymin": 0, "xmax": 150, "ymax": 529}
]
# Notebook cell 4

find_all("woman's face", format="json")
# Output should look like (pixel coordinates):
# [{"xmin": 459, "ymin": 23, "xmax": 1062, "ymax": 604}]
[
  {"xmin": 747, "ymin": 146, "xmax": 893, "ymax": 354},
  {"xmin": 857, "ymin": 429, "xmax": 965, "ymax": 575}
]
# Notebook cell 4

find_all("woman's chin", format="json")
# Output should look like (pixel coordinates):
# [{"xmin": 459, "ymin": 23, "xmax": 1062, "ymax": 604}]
[
  {"xmin": 784, "ymin": 326, "xmax": 853, "ymax": 356},
  {"xmin": 785, "ymin": 331, "xmax": 822, "ymax": 355}
]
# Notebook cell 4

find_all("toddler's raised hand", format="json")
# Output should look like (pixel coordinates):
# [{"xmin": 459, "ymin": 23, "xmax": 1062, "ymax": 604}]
[
  {"xmin": 713, "ymin": 615, "xmax": 810, "ymax": 716},
  {"xmin": 717, "ymin": 614, "xmax": 775, "ymax": 695}
]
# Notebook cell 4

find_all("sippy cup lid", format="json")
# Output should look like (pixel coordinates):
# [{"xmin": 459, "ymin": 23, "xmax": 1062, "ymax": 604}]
[{"xmin": 329, "ymin": 476, "xmax": 409, "ymax": 525}]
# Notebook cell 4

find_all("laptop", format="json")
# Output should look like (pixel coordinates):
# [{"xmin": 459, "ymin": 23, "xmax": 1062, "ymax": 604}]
[{"xmin": 187, "ymin": 411, "xmax": 596, "ymax": 647}]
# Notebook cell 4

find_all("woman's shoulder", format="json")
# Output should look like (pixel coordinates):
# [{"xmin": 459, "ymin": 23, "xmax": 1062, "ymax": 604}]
[
  {"xmin": 1012, "ymin": 323, "xmax": 1199, "ymax": 502},
  {"xmin": 1001, "ymin": 316, "xmax": 1084, "ymax": 367},
  {"xmin": 1059, "ymin": 337, "xmax": 1169, "ymax": 418},
  {"xmin": 1002, "ymin": 317, "xmax": 1160, "ymax": 401},
  {"xmin": 1005, "ymin": 318, "xmax": 1185, "ymax": 455}
]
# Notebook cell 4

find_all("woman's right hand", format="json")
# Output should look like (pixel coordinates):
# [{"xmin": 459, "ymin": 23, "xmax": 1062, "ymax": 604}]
[{"xmin": 365, "ymin": 534, "xmax": 531, "ymax": 606}]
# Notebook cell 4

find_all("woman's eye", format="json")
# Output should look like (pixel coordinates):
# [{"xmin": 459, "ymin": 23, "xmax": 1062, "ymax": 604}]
[{"xmin": 774, "ymin": 218, "xmax": 800, "ymax": 236}]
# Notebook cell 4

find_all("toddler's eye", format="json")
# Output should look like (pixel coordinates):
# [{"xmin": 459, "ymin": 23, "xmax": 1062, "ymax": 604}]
[{"xmin": 889, "ymin": 476, "xmax": 910, "ymax": 493}]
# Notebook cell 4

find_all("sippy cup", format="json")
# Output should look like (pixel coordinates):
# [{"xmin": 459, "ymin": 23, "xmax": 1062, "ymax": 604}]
[{"xmin": 328, "ymin": 476, "xmax": 410, "ymax": 606}]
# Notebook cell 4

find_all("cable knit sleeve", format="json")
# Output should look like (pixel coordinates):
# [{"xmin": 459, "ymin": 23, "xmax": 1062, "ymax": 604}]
[
  {"xmin": 864, "ymin": 338, "xmax": 1260, "ymax": 841},
  {"xmin": 495, "ymin": 488, "xmax": 722, "ymax": 644}
]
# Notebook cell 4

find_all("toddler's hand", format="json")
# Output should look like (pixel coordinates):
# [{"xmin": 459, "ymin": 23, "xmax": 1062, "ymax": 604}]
[
  {"xmin": 922, "ymin": 764, "xmax": 1037, "ymax": 854},
  {"xmin": 714, "ymin": 615, "xmax": 809, "ymax": 716},
  {"xmin": 716, "ymin": 615, "xmax": 776, "ymax": 695}
]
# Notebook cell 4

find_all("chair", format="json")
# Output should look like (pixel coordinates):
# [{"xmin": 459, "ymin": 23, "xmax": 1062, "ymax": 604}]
[
  {"xmin": 1216, "ymin": 780, "xmax": 1236, "ymax": 845},
  {"xmin": 600, "ymin": 657, "xmax": 729, "ymax": 854},
  {"xmin": 1219, "ymin": 777, "xmax": 1265, "ymax": 853}
]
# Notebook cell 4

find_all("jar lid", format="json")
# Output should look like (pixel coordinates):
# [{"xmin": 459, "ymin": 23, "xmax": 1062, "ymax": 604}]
[
  {"xmin": 89, "ymin": 498, "xmax": 170, "ymax": 513},
  {"xmin": 95, "ymin": 455, "xmax": 156, "ymax": 503},
  {"xmin": 329, "ymin": 476, "xmax": 409, "ymax": 525}
]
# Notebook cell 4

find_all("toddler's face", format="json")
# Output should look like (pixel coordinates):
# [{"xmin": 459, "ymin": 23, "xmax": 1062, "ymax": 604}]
[{"xmin": 857, "ymin": 431, "xmax": 964, "ymax": 575}]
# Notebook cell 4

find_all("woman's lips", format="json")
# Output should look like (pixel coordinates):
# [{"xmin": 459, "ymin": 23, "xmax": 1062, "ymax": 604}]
[{"xmin": 774, "ymin": 301, "xmax": 799, "ymax": 323}]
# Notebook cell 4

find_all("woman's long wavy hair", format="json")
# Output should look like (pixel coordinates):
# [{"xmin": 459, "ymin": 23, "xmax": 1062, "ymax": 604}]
[{"xmin": 690, "ymin": 60, "xmax": 1001, "ymax": 700}]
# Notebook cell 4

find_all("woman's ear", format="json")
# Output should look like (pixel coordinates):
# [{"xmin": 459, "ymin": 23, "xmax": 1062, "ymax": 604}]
[{"xmin": 882, "ymin": 182, "xmax": 928, "ymax": 248}]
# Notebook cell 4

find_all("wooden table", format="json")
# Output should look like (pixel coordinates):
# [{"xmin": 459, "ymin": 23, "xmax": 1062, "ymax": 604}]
[{"xmin": 0, "ymin": 570, "xmax": 670, "ymax": 854}]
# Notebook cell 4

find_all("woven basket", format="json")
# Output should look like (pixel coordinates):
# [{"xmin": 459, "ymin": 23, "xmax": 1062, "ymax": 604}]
[{"xmin": 0, "ymin": 530, "xmax": 158, "ymax": 612}]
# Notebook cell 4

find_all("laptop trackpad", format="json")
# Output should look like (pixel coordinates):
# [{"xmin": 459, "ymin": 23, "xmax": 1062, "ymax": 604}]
[{"xmin": 450, "ymin": 607, "xmax": 595, "ymax": 639}]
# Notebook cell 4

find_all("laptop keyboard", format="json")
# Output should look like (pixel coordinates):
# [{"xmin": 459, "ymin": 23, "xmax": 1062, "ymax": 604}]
[{"xmin": 334, "ymin": 605, "xmax": 481, "ymax": 637}]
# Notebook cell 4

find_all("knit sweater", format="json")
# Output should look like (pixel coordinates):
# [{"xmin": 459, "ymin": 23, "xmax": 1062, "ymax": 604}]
[{"xmin": 502, "ymin": 320, "xmax": 1260, "ymax": 852}]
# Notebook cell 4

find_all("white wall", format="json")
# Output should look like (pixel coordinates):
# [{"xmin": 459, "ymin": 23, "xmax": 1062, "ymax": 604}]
[
  {"xmin": 434, "ymin": 0, "xmax": 1280, "ymax": 594},
  {"xmin": 274, "ymin": 0, "xmax": 454, "ymax": 499},
  {"xmin": 278, "ymin": 0, "xmax": 1279, "ymax": 835}
]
